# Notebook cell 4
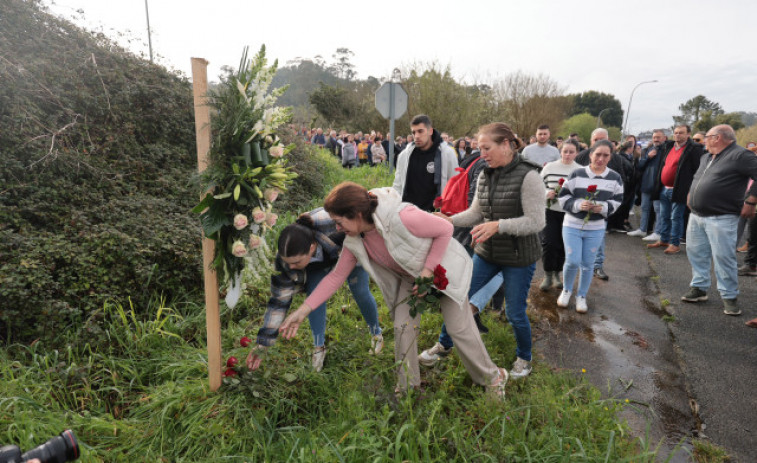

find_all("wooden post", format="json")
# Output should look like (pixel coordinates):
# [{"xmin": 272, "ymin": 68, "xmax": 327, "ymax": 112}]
[{"xmin": 191, "ymin": 57, "xmax": 222, "ymax": 391}]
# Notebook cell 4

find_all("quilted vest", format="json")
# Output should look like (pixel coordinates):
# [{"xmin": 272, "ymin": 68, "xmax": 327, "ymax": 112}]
[
  {"xmin": 342, "ymin": 187, "xmax": 473, "ymax": 308},
  {"xmin": 475, "ymin": 155, "xmax": 541, "ymax": 267}
]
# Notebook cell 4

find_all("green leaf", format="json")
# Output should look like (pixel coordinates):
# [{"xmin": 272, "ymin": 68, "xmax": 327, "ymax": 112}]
[
  {"xmin": 214, "ymin": 192, "xmax": 232, "ymax": 200},
  {"xmin": 192, "ymin": 193, "xmax": 214, "ymax": 214},
  {"xmin": 200, "ymin": 200, "xmax": 231, "ymax": 237},
  {"xmin": 233, "ymin": 184, "xmax": 241, "ymax": 201},
  {"xmin": 282, "ymin": 373, "xmax": 297, "ymax": 383}
]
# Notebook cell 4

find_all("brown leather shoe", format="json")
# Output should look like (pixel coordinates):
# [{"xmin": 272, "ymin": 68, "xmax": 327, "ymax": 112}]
[
  {"xmin": 664, "ymin": 245, "xmax": 681, "ymax": 254},
  {"xmin": 647, "ymin": 241, "xmax": 670, "ymax": 249}
]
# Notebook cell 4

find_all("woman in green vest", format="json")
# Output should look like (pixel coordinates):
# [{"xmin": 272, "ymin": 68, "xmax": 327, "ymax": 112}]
[{"xmin": 420, "ymin": 122, "xmax": 546, "ymax": 380}]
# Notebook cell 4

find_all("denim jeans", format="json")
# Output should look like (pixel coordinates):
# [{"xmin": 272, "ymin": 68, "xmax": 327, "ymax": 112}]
[
  {"xmin": 686, "ymin": 214, "xmax": 740, "ymax": 300},
  {"xmin": 640, "ymin": 192, "xmax": 661, "ymax": 234},
  {"xmin": 462, "ymin": 245, "xmax": 504, "ymax": 311},
  {"xmin": 563, "ymin": 226, "xmax": 606, "ymax": 298},
  {"xmin": 438, "ymin": 255, "xmax": 535, "ymax": 361},
  {"xmin": 305, "ymin": 265, "xmax": 382, "ymax": 347},
  {"xmin": 593, "ymin": 235, "xmax": 605, "ymax": 269},
  {"xmin": 659, "ymin": 187, "xmax": 685, "ymax": 246}
]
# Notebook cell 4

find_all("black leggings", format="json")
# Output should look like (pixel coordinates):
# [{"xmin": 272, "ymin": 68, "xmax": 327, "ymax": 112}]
[{"xmin": 541, "ymin": 209, "xmax": 565, "ymax": 272}]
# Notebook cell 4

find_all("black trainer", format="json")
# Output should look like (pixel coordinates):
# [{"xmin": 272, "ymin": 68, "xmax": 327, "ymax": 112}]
[{"xmin": 594, "ymin": 267, "xmax": 609, "ymax": 280}]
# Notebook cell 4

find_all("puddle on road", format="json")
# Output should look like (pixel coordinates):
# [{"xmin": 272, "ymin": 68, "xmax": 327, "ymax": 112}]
[{"xmin": 529, "ymin": 285, "xmax": 696, "ymax": 457}]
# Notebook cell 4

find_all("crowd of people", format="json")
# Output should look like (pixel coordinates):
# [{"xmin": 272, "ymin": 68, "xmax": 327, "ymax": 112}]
[{"xmin": 247, "ymin": 116, "xmax": 757, "ymax": 398}]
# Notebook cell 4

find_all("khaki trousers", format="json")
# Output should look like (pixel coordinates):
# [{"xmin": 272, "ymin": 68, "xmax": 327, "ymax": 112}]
[{"xmin": 391, "ymin": 278, "xmax": 500, "ymax": 390}]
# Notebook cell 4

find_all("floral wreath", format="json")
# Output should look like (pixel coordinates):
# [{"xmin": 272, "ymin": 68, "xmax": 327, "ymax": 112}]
[{"xmin": 193, "ymin": 45, "xmax": 297, "ymax": 307}]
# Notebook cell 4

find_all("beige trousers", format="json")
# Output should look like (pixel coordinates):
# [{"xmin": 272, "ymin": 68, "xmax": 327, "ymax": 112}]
[{"xmin": 391, "ymin": 278, "xmax": 500, "ymax": 390}]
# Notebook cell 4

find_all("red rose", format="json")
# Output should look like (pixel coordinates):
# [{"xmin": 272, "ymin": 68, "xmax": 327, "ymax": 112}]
[
  {"xmin": 433, "ymin": 265, "xmax": 446, "ymax": 279},
  {"xmin": 223, "ymin": 368, "xmax": 238, "ymax": 377},
  {"xmin": 226, "ymin": 356, "xmax": 239, "ymax": 368},
  {"xmin": 558, "ymin": 178, "xmax": 565, "ymax": 186},
  {"xmin": 434, "ymin": 275, "xmax": 449, "ymax": 291},
  {"xmin": 433, "ymin": 196, "xmax": 443, "ymax": 209},
  {"xmin": 586, "ymin": 184, "xmax": 597, "ymax": 193},
  {"xmin": 240, "ymin": 336, "xmax": 252, "ymax": 347}
]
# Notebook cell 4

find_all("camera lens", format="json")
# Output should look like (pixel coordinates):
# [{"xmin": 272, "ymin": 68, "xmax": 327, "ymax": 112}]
[{"xmin": 20, "ymin": 430, "xmax": 79, "ymax": 463}]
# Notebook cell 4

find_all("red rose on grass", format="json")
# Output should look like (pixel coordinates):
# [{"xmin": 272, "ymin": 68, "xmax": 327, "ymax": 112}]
[
  {"xmin": 240, "ymin": 336, "xmax": 252, "ymax": 347},
  {"xmin": 223, "ymin": 368, "xmax": 238, "ymax": 377},
  {"xmin": 226, "ymin": 356, "xmax": 239, "ymax": 368},
  {"xmin": 586, "ymin": 184, "xmax": 597, "ymax": 193}
]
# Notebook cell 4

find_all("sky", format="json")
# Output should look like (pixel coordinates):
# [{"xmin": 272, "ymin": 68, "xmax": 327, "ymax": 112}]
[{"xmin": 44, "ymin": 0, "xmax": 757, "ymax": 134}]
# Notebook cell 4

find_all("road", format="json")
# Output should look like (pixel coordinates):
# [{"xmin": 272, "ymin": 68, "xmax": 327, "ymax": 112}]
[{"xmin": 529, "ymin": 226, "xmax": 757, "ymax": 462}]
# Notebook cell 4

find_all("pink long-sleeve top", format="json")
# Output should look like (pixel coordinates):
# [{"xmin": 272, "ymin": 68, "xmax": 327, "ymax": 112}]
[{"xmin": 304, "ymin": 206, "xmax": 452, "ymax": 309}]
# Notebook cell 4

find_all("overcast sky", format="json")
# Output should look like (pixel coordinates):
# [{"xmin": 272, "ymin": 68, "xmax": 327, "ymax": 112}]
[{"xmin": 45, "ymin": 0, "xmax": 756, "ymax": 134}]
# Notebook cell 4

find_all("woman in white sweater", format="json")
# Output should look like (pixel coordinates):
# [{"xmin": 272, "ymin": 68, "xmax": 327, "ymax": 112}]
[{"xmin": 539, "ymin": 139, "xmax": 582, "ymax": 290}]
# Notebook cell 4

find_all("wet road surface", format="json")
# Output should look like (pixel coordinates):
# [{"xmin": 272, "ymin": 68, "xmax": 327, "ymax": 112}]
[{"xmin": 526, "ymin": 228, "xmax": 757, "ymax": 462}]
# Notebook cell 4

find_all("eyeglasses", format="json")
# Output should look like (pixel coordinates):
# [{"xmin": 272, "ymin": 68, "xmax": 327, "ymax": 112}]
[
  {"xmin": 703, "ymin": 134, "xmax": 719, "ymax": 139},
  {"xmin": 693, "ymin": 138, "xmax": 703, "ymax": 142}
]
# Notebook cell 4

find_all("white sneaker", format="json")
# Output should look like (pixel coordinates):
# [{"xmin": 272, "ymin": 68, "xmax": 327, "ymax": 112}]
[
  {"xmin": 370, "ymin": 334, "xmax": 384, "ymax": 355},
  {"xmin": 510, "ymin": 357, "xmax": 532, "ymax": 379},
  {"xmin": 557, "ymin": 290, "xmax": 571, "ymax": 308},
  {"xmin": 575, "ymin": 296, "xmax": 588, "ymax": 313},
  {"xmin": 642, "ymin": 232, "xmax": 661, "ymax": 242},
  {"xmin": 627, "ymin": 229, "xmax": 646, "ymax": 237},
  {"xmin": 312, "ymin": 347, "xmax": 327, "ymax": 372},
  {"xmin": 418, "ymin": 342, "xmax": 453, "ymax": 366}
]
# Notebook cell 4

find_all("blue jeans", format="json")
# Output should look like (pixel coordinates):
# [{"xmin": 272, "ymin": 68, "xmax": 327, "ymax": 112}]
[
  {"xmin": 469, "ymin": 272, "xmax": 504, "ymax": 311},
  {"xmin": 563, "ymin": 226, "xmax": 606, "ymax": 298},
  {"xmin": 659, "ymin": 188, "xmax": 685, "ymax": 246},
  {"xmin": 439, "ymin": 255, "xmax": 535, "ymax": 361},
  {"xmin": 305, "ymin": 265, "xmax": 382, "ymax": 347},
  {"xmin": 593, "ymin": 235, "xmax": 605, "ymax": 269},
  {"xmin": 640, "ymin": 192, "xmax": 661, "ymax": 233},
  {"xmin": 686, "ymin": 214, "xmax": 740, "ymax": 300}
]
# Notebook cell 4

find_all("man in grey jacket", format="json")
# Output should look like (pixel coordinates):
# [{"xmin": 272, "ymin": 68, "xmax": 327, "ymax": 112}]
[{"xmin": 682, "ymin": 125, "xmax": 757, "ymax": 316}]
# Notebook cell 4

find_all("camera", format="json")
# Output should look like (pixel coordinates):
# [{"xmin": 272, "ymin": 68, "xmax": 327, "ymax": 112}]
[{"xmin": 0, "ymin": 430, "xmax": 79, "ymax": 463}]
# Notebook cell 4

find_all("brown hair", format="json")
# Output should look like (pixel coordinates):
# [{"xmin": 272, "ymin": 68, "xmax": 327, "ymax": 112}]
[
  {"xmin": 477, "ymin": 122, "xmax": 524, "ymax": 151},
  {"xmin": 323, "ymin": 181, "xmax": 377, "ymax": 223}
]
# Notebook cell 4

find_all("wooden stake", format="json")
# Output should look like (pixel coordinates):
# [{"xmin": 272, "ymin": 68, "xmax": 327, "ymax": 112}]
[{"xmin": 191, "ymin": 57, "xmax": 222, "ymax": 391}]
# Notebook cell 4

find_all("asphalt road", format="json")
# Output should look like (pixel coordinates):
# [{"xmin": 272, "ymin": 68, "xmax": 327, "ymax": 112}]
[{"xmin": 528, "ymin": 222, "xmax": 757, "ymax": 462}]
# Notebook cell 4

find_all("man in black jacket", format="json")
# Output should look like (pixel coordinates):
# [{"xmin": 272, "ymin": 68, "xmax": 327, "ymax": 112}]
[
  {"xmin": 682, "ymin": 125, "xmax": 757, "ymax": 316},
  {"xmin": 646, "ymin": 125, "xmax": 703, "ymax": 255}
]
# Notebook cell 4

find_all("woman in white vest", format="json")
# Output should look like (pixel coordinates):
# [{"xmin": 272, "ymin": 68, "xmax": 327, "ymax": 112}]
[{"xmin": 278, "ymin": 181, "xmax": 508, "ymax": 397}]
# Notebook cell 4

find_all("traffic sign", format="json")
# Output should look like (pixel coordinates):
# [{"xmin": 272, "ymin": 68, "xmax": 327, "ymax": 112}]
[{"xmin": 375, "ymin": 82, "xmax": 407, "ymax": 120}]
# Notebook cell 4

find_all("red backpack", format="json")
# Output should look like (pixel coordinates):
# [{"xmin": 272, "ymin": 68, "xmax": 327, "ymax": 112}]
[{"xmin": 439, "ymin": 158, "xmax": 481, "ymax": 215}]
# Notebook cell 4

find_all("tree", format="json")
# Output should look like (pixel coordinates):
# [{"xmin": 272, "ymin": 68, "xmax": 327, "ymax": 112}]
[
  {"xmin": 694, "ymin": 111, "xmax": 745, "ymax": 133},
  {"xmin": 308, "ymin": 82, "xmax": 353, "ymax": 127},
  {"xmin": 734, "ymin": 111, "xmax": 757, "ymax": 127},
  {"xmin": 559, "ymin": 113, "xmax": 596, "ymax": 145},
  {"xmin": 568, "ymin": 90, "xmax": 623, "ymax": 128},
  {"xmin": 402, "ymin": 62, "xmax": 489, "ymax": 137},
  {"xmin": 490, "ymin": 71, "xmax": 572, "ymax": 139},
  {"xmin": 329, "ymin": 47, "xmax": 356, "ymax": 81},
  {"xmin": 736, "ymin": 123, "xmax": 757, "ymax": 147},
  {"xmin": 673, "ymin": 95, "xmax": 722, "ymax": 127}
]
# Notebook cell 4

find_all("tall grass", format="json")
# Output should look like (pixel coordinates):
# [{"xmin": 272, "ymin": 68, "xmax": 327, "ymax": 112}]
[{"xmin": 0, "ymin": 150, "xmax": 665, "ymax": 461}]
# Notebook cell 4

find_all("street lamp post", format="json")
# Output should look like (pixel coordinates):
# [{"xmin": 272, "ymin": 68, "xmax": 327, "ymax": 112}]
[
  {"xmin": 622, "ymin": 80, "xmax": 658, "ymax": 137},
  {"xmin": 596, "ymin": 108, "xmax": 611, "ymax": 128},
  {"xmin": 144, "ymin": 0, "xmax": 153, "ymax": 63}
]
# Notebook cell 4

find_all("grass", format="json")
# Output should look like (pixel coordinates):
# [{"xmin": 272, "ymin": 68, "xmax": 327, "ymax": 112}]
[
  {"xmin": 0, "ymin": 151, "xmax": 665, "ymax": 461},
  {"xmin": 692, "ymin": 439, "xmax": 731, "ymax": 462}
]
